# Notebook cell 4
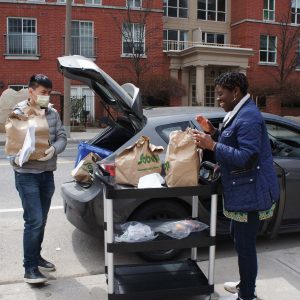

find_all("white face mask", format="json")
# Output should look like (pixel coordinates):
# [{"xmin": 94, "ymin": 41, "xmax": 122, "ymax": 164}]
[{"xmin": 36, "ymin": 95, "xmax": 50, "ymax": 108}]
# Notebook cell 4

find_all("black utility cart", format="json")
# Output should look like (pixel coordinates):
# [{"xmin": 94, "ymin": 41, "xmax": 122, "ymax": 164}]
[{"xmin": 102, "ymin": 179, "xmax": 218, "ymax": 300}]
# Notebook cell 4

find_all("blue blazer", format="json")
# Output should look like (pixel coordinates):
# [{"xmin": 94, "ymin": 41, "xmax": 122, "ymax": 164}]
[{"xmin": 215, "ymin": 98, "xmax": 280, "ymax": 212}]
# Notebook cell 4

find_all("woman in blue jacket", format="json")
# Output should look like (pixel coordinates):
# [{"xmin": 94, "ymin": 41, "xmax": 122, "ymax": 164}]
[{"xmin": 193, "ymin": 72, "xmax": 279, "ymax": 300}]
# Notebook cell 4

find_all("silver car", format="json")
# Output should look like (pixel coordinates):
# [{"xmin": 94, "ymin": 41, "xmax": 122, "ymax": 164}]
[{"xmin": 59, "ymin": 55, "xmax": 300, "ymax": 261}]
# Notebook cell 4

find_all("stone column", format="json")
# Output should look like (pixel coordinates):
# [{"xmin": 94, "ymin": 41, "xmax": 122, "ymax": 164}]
[
  {"xmin": 239, "ymin": 67, "xmax": 247, "ymax": 75},
  {"xmin": 170, "ymin": 68, "xmax": 179, "ymax": 80},
  {"xmin": 196, "ymin": 65, "xmax": 205, "ymax": 105},
  {"xmin": 181, "ymin": 68, "xmax": 189, "ymax": 106}
]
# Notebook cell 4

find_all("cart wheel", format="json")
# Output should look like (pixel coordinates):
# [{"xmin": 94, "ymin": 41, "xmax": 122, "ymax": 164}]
[{"xmin": 129, "ymin": 199, "xmax": 189, "ymax": 261}]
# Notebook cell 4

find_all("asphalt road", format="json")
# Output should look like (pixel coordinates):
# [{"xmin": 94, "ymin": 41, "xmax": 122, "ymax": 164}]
[
  {"xmin": 1, "ymin": 144, "xmax": 300, "ymax": 300},
  {"xmin": 0, "ymin": 144, "xmax": 145, "ymax": 284}
]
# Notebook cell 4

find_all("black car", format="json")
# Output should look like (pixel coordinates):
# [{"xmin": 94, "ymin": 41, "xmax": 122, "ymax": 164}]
[{"xmin": 59, "ymin": 55, "xmax": 300, "ymax": 261}]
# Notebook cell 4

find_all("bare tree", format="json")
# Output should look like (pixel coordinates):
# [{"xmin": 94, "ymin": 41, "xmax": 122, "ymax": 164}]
[
  {"xmin": 270, "ymin": 2, "xmax": 300, "ymax": 87},
  {"xmin": 111, "ymin": 0, "xmax": 162, "ymax": 85}
]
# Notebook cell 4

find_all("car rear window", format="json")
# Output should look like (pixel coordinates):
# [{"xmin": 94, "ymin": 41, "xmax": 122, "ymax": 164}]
[{"xmin": 155, "ymin": 121, "xmax": 191, "ymax": 143}]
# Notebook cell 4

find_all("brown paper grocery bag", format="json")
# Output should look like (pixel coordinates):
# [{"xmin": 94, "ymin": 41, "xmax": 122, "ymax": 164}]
[
  {"xmin": 71, "ymin": 152, "xmax": 101, "ymax": 184},
  {"xmin": 5, "ymin": 107, "xmax": 50, "ymax": 160},
  {"xmin": 165, "ymin": 128, "xmax": 201, "ymax": 187},
  {"xmin": 115, "ymin": 136, "xmax": 164, "ymax": 186}
]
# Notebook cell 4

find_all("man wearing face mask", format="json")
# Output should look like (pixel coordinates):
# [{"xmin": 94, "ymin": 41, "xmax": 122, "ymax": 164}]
[{"xmin": 11, "ymin": 74, "xmax": 67, "ymax": 284}]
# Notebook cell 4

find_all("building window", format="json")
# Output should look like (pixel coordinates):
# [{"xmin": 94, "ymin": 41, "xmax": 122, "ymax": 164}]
[
  {"xmin": 202, "ymin": 32, "xmax": 225, "ymax": 44},
  {"xmin": 263, "ymin": 0, "xmax": 275, "ymax": 21},
  {"xmin": 8, "ymin": 84, "xmax": 28, "ymax": 91},
  {"xmin": 205, "ymin": 85, "xmax": 215, "ymax": 106},
  {"xmin": 127, "ymin": 0, "xmax": 141, "ymax": 8},
  {"xmin": 6, "ymin": 18, "xmax": 37, "ymax": 55},
  {"xmin": 292, "ymin": 0, "xmax": 300, "ymax": 24},
  {"xmin": 71, "ymin": 21, "xmax": 94, "ymax": 58},
  {"xmin": 85, "ymin": 0, "xmax": 101, "ymax": 5},
  {"xmin": 191, "ymin": 84, "xmax": 197, "ymax": 106},
  {"xmin": 260, "ymin": 35, "xmax": 277, "ymax": 63},
  {"xmin": 197, "ymin": 0, "xmax": 226, "ymax": 21},
  {"xmin": 163, "ymin": 29, "xmax": 188, "ymax": 51},
  {"xmin": 163, "ymin": 0, "xmax": 188, "ymax": 18},
  {"xmin": 71, "ymin": 86, "xmax": 94, "ymax": 123},
  {"xmin": 122, "ymin": 23, "xmax": 145, "ymax": 55},
  {"xmin": 296, "ymin": 39, "xmax": 300, "ymax": 69}
]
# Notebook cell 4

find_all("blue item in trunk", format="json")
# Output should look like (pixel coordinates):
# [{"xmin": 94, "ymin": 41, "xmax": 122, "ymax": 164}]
[{"xmin": 75, "ymin": 141, "xmax": 113, "ymax": 167}]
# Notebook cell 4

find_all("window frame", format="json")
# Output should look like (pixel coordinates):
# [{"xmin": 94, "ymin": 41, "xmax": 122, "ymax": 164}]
[
  {"xmin": 71, "ymin": 20, "xmax": 95, "ymax": 58},
  {"xmin": 291, "ymin": 0, "xmax": 300, "ymax": 24},
  {"xmin": 163, "ymin": 29, "xmax": 189, "ymax": 51},
  {"xmin": 122, "ymin": 22, "xmax": 146, "ymax": 56},
  {"xmin": 126, "ymin": 0, "xmax": 142, "ymax": 8},
  {"xmin": 6, "ymin": 17, "xmax": 38, "ymax": 56},
  {"xmin": 163, "ymin": 0, "xmax": 188, "ymax": 18},
  {"xmin": 263, "ymin": 0, "xmax": 275, "ymax": 22},
  {"xmin": 85, "ymin": 0, "xmax": 101, "ymax": 5},
  {"xmin": 259, "ymin": 34, "xmax": 277, "ymax": 64},
  {"xmin": 202, "ymin": 32, "xmax": 226, "ymax": 44},
  {"xmin": 197, "ymin": 0, "xmax": 226, "ymax": 22}
]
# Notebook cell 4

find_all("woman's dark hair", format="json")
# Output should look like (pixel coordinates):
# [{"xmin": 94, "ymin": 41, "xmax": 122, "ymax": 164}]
[
  {"xmin": 215, "ymin": 72, "xmax": 248, "ymax": 96},
  {"xmin": 28, "ymin": 74, "xmax": 52, "ymax": 89}
]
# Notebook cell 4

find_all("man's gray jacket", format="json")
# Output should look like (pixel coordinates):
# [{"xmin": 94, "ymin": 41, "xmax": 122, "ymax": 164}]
[{"xmin": 12, "ymin": 100, "xmax": 67, "ymax": 172}]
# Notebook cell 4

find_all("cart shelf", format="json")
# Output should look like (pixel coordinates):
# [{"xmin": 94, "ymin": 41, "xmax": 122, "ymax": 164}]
[
  {"xmin": 108, "ymin": 230, "xmax": 215, "ymax": 253},
  {"xmin": 109, "ymin": 259, "xmax": 213, "ymax": 300}
]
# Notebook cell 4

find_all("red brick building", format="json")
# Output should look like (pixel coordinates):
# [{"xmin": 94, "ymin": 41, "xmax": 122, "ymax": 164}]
[
  {"xmin": 1, "ymin": 0, "xmax": 300, "ymax": 120},
  {"xmin": 231, "ymin": 0, "xmax": 300, "ymax": 92},
  {"xmin": 0, "ymin": 0, "xmax": 168, "ymax": 124}
]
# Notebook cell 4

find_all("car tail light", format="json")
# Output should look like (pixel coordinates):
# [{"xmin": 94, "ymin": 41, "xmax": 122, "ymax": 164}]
[{"xmin": 102, "ymin": 163, "xmax": 116, "ymax": 177}]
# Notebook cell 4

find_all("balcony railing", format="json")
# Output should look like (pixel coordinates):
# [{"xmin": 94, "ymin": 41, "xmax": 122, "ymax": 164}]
[
  {"xmin": 63, "ymin": 36, "xmax": 98, "ymax": 58},
  {"xmin": 4, "ymin": 34, "xmax": 40, "ymax": 56},
  {"xmin": 163, "ymin": 40, "xmax": 240, "ymax": 52}
]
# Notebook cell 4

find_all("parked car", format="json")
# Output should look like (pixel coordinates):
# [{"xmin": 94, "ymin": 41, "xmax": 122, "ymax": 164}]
[{"xmin": 59, "ymin": 55, "xmax": 300, "ymax": 261}]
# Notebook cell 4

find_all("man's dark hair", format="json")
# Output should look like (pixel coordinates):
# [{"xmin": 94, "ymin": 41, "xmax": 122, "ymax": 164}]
[
  {"xmin": 215, "ymin": 72, "xmax": 248, "ymax": 96},
  {"xmin": 28, "ymin": 74, "xmax": 52, "ymax": 89}
]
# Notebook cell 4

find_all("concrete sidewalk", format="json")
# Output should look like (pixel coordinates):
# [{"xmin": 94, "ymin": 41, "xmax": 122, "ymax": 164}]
[
  {"xmin": 1, "ymin": 246, "xmax": 300, "ymax": 300},
  {"xmin": 0, "ymin": 127, "xmax": 102, "ymax": 146}
]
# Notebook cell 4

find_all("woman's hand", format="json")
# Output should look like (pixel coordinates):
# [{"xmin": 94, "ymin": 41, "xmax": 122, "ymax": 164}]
[
  {"xmin": 195, "ymin": 115, "xmax": 216, "ymax": 135},
  {"xmin": 192, "ymin": 129, "xmax": 217, "ymax": 151}
]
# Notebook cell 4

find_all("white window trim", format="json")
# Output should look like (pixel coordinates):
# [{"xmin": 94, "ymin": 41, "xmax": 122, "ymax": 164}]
[
  {"xmin": 85, "ymin": 0, "xmax": 102, "ymax": 6},
  {"xmin": 291, "ymin": 0, "xmax": 300, "ymax": 24},
  {"xmin": 6, "ymin": 17, "xmax": 38, "ymax": 57},
  {"xmin": 126, "ymin": 0, "xmax": 142, "ymax": 8},
  {"xmin": 71, "ymin": 20, "xmax": 95, "ymax": 58},
  {"xmin": 263, "ymin": 0, "xmax": 275, "ymax": 22},
  {"xmin": 122, "ymin": 23, "xmax": 146, "ymax": 56},
  {"xmin": 163, "ymin": 0, "xmax": 188, "ymax": 18},
  {"xmin": 259, "ymin": 35, "xmax": 277, "ymax": 64},
  {"xmin": 197, "ymin": 0, "xmax": 227, "ymax": 22},
  {"xmin": 202, "ymin": 32, "xmax": 226, "ymax": 44},
  {"xmin": 71, "ymin": 85, "xmax": 95, "ymax": 122}
]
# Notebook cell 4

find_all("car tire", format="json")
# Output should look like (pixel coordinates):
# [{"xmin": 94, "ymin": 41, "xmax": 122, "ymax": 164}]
[{"xmin": 129, "ymin": 199, "xmax": 190, "ymax": 261}]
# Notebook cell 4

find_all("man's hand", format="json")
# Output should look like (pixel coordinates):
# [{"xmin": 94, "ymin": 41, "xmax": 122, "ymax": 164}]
[
  {"xmin": 38, "ymin": 146, "xmax": 55, "ymax": 161},
  {"xmin": 195, "ymin": 115, "xmax": 216, "ymax": 135},
  {"xmin": 192, "ymin": 130, "xmax": 217, "ymax": 151}
]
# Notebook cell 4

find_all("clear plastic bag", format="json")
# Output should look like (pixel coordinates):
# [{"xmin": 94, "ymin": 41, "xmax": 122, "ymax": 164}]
[
  {"xmin": 150, "ymin": 219, "xmax": 209, "ymax": 239},
  {"xmin": 115, "ymin": 221, "xmax": 158, "ymax": 243}
]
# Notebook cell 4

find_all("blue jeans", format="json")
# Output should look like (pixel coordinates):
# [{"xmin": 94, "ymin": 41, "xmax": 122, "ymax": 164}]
[
  {"xmin": 15, "ymin": 171, "xmax": 55, "ymax": 272},
  {"xmin": 230, "ymin": 212, "xmax": 260, "ymax": 300}
]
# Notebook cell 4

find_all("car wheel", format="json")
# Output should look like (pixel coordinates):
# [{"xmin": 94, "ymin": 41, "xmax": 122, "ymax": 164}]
[{"xmin": 129, "ymin": 199, "xmax": 190, "ymax": 261}]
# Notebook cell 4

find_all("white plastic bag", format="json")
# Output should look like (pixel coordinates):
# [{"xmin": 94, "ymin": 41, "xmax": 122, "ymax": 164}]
[
  {"xmin": 115, "ymin": 221, "xmax": 158, "ymax": 243},
  {"xmin": 151, "ymin": 219, "xmax": 209, "ymax": 239},
  {"xmin": 18, "ymin": 126, "xmax": 35, "ymax": 166}
]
